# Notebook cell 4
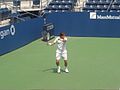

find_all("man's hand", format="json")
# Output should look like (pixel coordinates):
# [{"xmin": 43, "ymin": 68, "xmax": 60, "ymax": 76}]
[
  {"xmin": 48, "ymin": 42, "xmax": 55, "ymax": 46},
  {"xmin": 62, "ymin": 38, "xmax": 67, "ymax": 42},
  {"xmin": 48, "ymin": 43, "xmax": 52, "ymax": 46}
]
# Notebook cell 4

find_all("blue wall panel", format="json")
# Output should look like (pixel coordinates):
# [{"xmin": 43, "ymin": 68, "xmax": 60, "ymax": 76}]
[
  {"xmin": 0, "ymin": 17, "xmax": 44, "ymax": 55},
  {"xmin": 47, "ymin": 12, "xmax": 120, "ymax": 37}
]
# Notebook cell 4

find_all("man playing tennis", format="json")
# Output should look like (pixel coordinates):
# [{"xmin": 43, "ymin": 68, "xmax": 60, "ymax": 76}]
[{"xmin": 48, "ymin": 32, "xmax": 69, "ymax": 73}]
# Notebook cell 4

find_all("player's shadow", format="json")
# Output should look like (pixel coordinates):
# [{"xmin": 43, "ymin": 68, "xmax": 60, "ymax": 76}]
[
  {"xmin": 42, "ymin": 68, "xmax": 65, "ymax": 73},
  {"xmin": 42, "ymin": 68, "xmax": 56, "ymax": 73}
]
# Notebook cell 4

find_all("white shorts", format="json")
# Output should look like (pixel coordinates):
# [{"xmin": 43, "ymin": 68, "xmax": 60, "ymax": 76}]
[{"xmin": 56, "ymin": 51, "xmax": 67, "ymax": 60}]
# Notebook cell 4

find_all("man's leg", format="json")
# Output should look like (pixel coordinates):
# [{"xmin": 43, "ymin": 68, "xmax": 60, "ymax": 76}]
[
  {"xmin": 64, "ymin": 60, "xmax": 68, "ymax": 67},
  {"xmin": 56, "ymin": 60, "xmax": 60, "ymax": 66},
  {"xmin": 63, "ymin": 53, "xmax": 69, "ymax": 73},
  {"xmin": 56, "ymin": 60, "xmax": 60, "ymax": 73},
  {"xmin": 64, "ymin": 60, "xmax": 69, "ymax": 73},
  {"xmin": 56, "ymin": 52, "xmax": 61, "ymax": 73}
]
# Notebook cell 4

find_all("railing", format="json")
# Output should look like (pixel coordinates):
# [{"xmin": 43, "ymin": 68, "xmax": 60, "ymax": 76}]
[
  {"xmin": 107, "ymin": 0, "xmax": 114, "ymax": 12},
  {"xmin": 0, "ymin": 0, "xmax": 51, "ymax": 11},
  {"xmin": 41, "ymin": 0, "xmax": 52, "ymax": 10},
  {"xmin": 74, "ymin": 0, "xmax": 86, "ymax": 12},
  {"xmin": 0, "ymin": 0, "xmax": 52, "ymax": 27}
]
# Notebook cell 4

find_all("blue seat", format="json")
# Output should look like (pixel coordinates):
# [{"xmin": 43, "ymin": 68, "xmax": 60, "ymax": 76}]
[
  {"xmin": 53, "ymin": 5, "xmax": 59, "ymax": 10},
  {"xmin": 95, "ymin": 0, "xmax": 100, "ymax": 1},
  {"xmin": 54, "ymin": 10, "xmax": 62, "ymax": 12},
  {"xmin": 94, "ymin": 9, "xmax": 102, "ymax": 12},
  {"xmin": 0, "ymin": 8, "xmax": 11, "ymax": 15},
  {"xmin": 97, "ymin": 5, "xmax": 107, "ymax": 10},
  {"xmin": 100, "ymin": 0, "xmax": 106, "ymax": 1},
  {"xmin": 106, "ymin": 0, "xmax": 112, "ymax": 1},
  {"xmin": 45, "ymin": 0, "xmax": 74, "ymax": 12},
  {"xmin": 110, "ymin": 10, "xmax": 118, "ymax": 12},
  {"xmin": 62, "ymin": 10, "xmax": 70, "ymax": 12},
  {"xmin": 87, "ymin": 9, "xmax": 95, "ymax": 12},
  {"xmin": 44, "ymin": 10, "xmax": 54, "ymax": 13},
  {"xmin": 50, "ymin": 1, "xmax": 62, "ymax": 5},
  {"xmin": 46, "ymin": 5, "xmax": 59, "ymax": 10},
  {"xmin": 65, "ymin": 5, "xmax": 72, "ymax": 9},
  {"xmin": 87, "ymin": 0, "xmax": 94, "ymax": 1},
  {"xmin": 86, "ymin": 0, "xmax": 111, "ymax": 5},
  {"xmin": 83, "ymin": 5, "xmax": 95, "ymax": 10},
  {"xmin": 101, "ymin": 10, "xmax": 107, "ymax": 12},
  {"xmin": 45, "ymin": 6, "xmax": 51, "ymax": 10},
  {"xmin": 32, "ymin": 0, "xmax": 40, "ymax": 8},
  {"xmin": 83, "ymin": 5, "xmax": 91, "ymax": 10},
  {"xmin": 50, "ymin": 0, "xmax": 73, "ymax": 5},
  {"xmin": 33, "ymin": 0, "xmax": 40, "ymax": 5},
  {"xmin": 117, "ymin": 10, "xmax": 120, "ymax": 12},
  {"xmin": 86, "ymin": 1, "xmax": 96, "ymax": 5},
  {"xmin": 0, "ymin": 8, "xmax": 11, "ymax": 20},
  {"xmin": 44, "ymin": 10, "xmax": 51, "ymax": 13},
  {"xmin": 83, "ymin": 0, "xmax": 117, "ymax": 12},
  {"xmin": 111, "ymin": 5, "xmax": 120, "ymax": 10},
  {"xmin": 114, "ymin": 0, "xmax": 120, "ymax": 5},
  {"xmin": 104, "ymin": 5, "xmax": 109, "ymax": 9},
  {"xmin": 58, "ymin": 5, "xmax": 71, "ymax": 10},
  {"xmin": 97, "ymin": 1, "xmax": 110, "ymax": 5},
  {"xmin": 13, "ymin": 0, "xmax": 20, "ymax": 6}
]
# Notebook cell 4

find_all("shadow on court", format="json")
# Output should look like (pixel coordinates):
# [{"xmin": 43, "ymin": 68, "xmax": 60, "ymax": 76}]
[{"xmin": 42, "ymin": 68, "xmax": 65, "ymax": 73}]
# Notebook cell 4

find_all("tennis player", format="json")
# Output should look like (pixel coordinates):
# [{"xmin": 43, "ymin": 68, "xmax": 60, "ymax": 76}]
[{"xmin": 48, "ymin": 32, "xmax": 69, "ymax": 73}]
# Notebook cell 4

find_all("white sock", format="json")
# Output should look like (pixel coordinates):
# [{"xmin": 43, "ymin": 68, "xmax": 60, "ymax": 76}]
[{"xmin": 58, "ymin": 66, "xmax": 60, "ymax": 69}]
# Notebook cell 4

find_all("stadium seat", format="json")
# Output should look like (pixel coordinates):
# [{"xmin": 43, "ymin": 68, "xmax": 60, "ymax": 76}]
[
  {"xmin": 50, "ymin": 1, "xmax": 73, "ymax": 5},
  {"xmin": 114, "ymin": 0, "xmax": 120, "ymax": 5},
  {"xmin": 33, "ymin": 0, "xmax": 40, "ymax": 5},
  {"xmin": 106, "ymin": 0, "xmax": 112, "ymax": 1},
  {"xmin": 32, "ymin": 0, "xmax": 40, "ymax": 8},
  {"xmin": 95, "ymin": 9, "xmax": 102, "ymax": 12},
  {"xmin": 100, "ymin": 0, "xmax": 106, "ymax": 1},
  {"xmin": 0, "ymin": 8, "xmax": 11, "ymax": 21},
  {"xmin": 104, "ymin": 5, "xmax": 109, "ymax": 8},
  {"xmin": 13, "ymin": 0, "xmax": 20, "ymax": 6},
  {"xmin": 87, "ymin": 9, "xmax": 95, "ymax": 12},
  {"xmin": 111, "ymin": 5, "xmax": 120, "ymax": 10},
  {"xmin": 101, "ymin": 10, "xmax": 107, "ymax": 12},
  {"xmin": 110, "ymin": 10, "xmax": 118, "ymax": 12},
  {"xmin": 83, "ymin": 0, "xmax": 120, "ymax": 12},
  {"xmin": 117, "ymin": 10, "xmax": 120, "ymax": 12},
  {"xmin": 44, "ymin": 0, "xmax": 75, "ymax": 13},
  {"xmin": 62, "ymin": 10, "xmax": 70, "ymax": 12},
  {"xmin": 54, "ymin": 10, "xmax": 62, "ymax": 12}
]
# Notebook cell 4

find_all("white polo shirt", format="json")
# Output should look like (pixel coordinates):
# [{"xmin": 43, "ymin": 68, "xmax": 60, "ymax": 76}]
[{"xmin": 53, "ymin": 37, "xmax": 67, "ymax": 53}]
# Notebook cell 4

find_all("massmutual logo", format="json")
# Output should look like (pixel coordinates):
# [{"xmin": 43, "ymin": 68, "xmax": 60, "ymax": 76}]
[
  {"xmin": 90, "ymin": 12, "xmax": 97, "ymax": 19},
  {"xmin": 0, "ymin": 25, "xmax": 16, "ymax": 39},
  {"xmin": 90, "ymin": 12, "xmax": 120, "ymax": 20}
]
